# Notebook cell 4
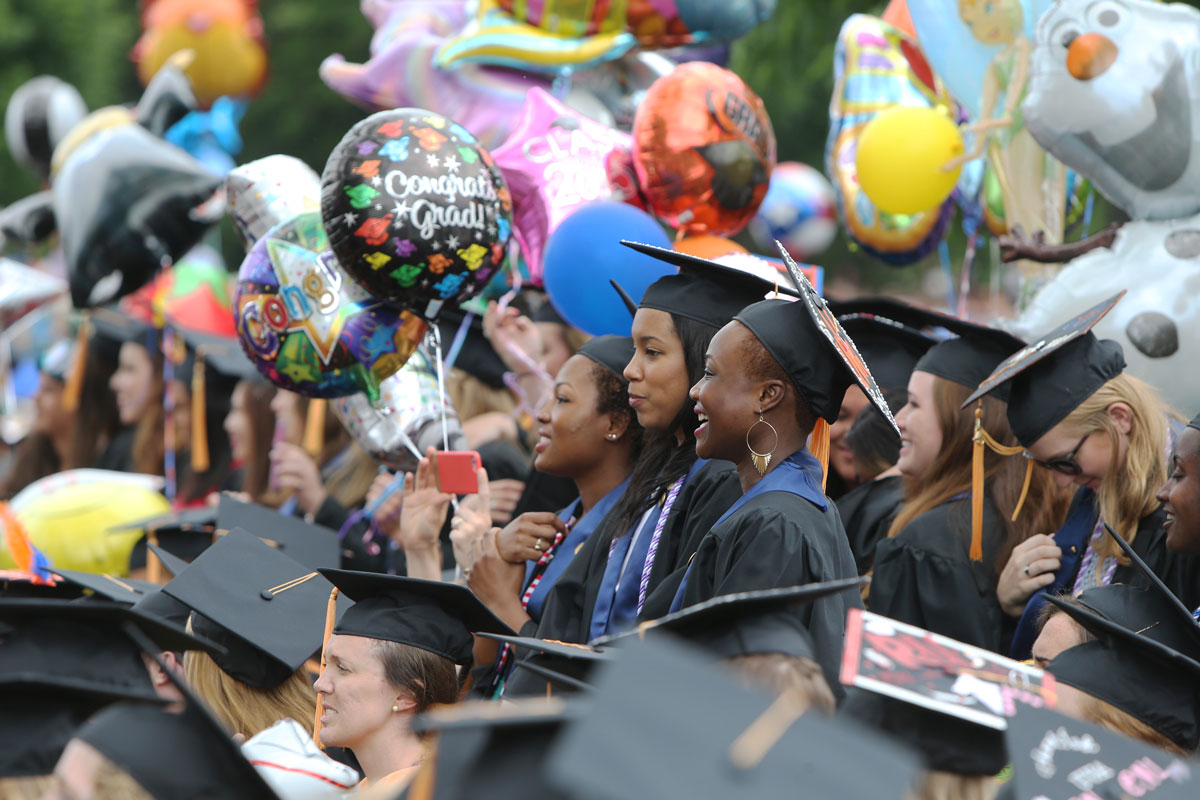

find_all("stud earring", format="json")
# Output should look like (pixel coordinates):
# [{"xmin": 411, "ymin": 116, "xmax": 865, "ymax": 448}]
[
  {"xmin": 745, "ymin": 412, "xmax": 778, "ymax": 477},
  {"xmin": 392, "ymin": 705, "xmax": 400, "ymax": 713},
  {"xmin": 606, "ymin": 433, "xmax": 618, "ymax": 441}
]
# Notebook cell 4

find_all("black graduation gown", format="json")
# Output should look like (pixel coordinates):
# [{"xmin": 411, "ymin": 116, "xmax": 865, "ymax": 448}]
[
  {"xmin": 836, "ymin": 474, "xmax": 904, "ymax": 576},
  {"xmin": 528, "ymin": 459, "xmax": 741, "ymax": 644},
  {"xmin": 664, "ymin": 491, "xmax": 863, "ymax": 694},
  {"xmin": 93, "ymin": 427, "xmax": 135, "ymax": 472},
  {"xmin": 870, "ymin": 497, "xmax": 1009, "ymax": 654}
]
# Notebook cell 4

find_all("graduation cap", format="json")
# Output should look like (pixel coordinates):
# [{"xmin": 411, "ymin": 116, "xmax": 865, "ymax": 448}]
[
  {"xmin": 1189, "ymin": 413, "xmax": 1200, "ymax": 433},
  {"xmin": 147, "ymin": 542, "xmax": 190, "ymax": 579},
  {"xmin": 319, "ymin": 569, "xmax": 514, "ymax": 666},
  {"xmin": 162, "ymin": 528, "xmax": 336, "ymax": 688},
  {"xmin": 111, "ymin": 506, "xmax": 217, "ymax": 578},
  {"xmin": 1045, "ymin": 590, "xmax": 1200, "ymax": 751},
  {"xmin": 0, "ymin": 570, "xmax": 86, "ymax": 600},
  {"xmin": 542, "ymin": 635, "xmax": 920, "ymax": 800},
  {"xmin": 477, "ymin": 634, "xmax": 611, "ymax": 694},
  {"xmin": 613, "ymin": 241, "xmax": 797, "ymax": 329},
  {"xmin": 218, "ymin": 495, "xmax": 341, "ymax": 570},
  {"xmin": 961, "ymin": 292, "xmax": 1126, "ymax": 448},
  {"xmin": 407, "ymin": 698, "xmax": 581, "ymax": 800},
  {"xmin": 595, "ymin": 577, "xmax": 868, "ymax": 663},
  {"xmin": 1005, "ymin": 705, "xmax": 1194, "ymax": 800},
  {"xmin": 575, "ymin": 335, "xmax": 634, "ymax": 384},
  {"xmin": 73, "ymin": 624, "xmax": 282, "ymax": 800},
  {"xmin": 834, "ymin": 312, "xmax": 936, "ymax": 392},
  {"xmin": 51, "ymin": 569, "xmax": 161, "ymax": 605}
]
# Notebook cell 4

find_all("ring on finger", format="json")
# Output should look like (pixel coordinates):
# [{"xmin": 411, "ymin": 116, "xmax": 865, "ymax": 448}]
[
  {"xmin": 534, "ymin": 538, "xmax": 545, "ymax": 552},
  {"xmin": 1023, "ymin": 565, "xmax": 1030, "ymax": 576}
]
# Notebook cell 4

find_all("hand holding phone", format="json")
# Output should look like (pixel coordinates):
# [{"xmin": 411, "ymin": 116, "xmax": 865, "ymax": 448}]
[{"xmin": 434, "ymin": 450, "xmax": 482, "ymax": 494}]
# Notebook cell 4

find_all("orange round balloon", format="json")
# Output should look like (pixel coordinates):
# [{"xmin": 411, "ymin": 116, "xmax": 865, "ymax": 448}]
[
  {"xmin": 674, "ymin": 236, "xmax": 747, "ymax": 259},
  {"xmin": 632, "ymin": 63, "xmax": 775, "ymax": 237}
]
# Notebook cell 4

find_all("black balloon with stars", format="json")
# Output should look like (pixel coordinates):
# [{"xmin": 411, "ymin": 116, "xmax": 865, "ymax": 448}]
[{"xmin": 321, "ymin": 108, "xmax": 514, "ymax": 320}]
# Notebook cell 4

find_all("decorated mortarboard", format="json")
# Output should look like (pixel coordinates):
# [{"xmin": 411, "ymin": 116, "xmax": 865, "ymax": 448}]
[
  {"xmin": 1005, "ymin": 705, "xmax": 1194, "ymax": 800},
  {"xmin": 961, "ymin": 292, "xmax": 1126, "ymax": 447},
  {"xmin": 1045, "ymin": 590, "xmax": 1200, "ymax": 752},
  {"xmin": 319, "ymin": 569, "xmax": 513, "ymax": 667},
  {"xmin": 612, "ymin": 241, "xmax": 797, "ymax": 329},
  {"xmin": 575, "ymin": 335, "xmax": 635, "ymax": 384},
  {"xmin": 218, "ymin": 495, "xmax": 341, "ymax": 570},
  {"xmin": 162, "ymin": 528, "xmax": 337, "ymax": 688},
  {"xmin": 834, "ymin": 313, "xmax": 936, "ymax": 392},
  {"xmin": 409, "ymin": 698, "xmax": 582, "ymax": 800},
  {"xmin": 596, "ymin": 577, "xmax": 867, "ymax": 663},
  {"xmin": 543, "ymin": 635, "xmax": 920, "ymax": 800}
]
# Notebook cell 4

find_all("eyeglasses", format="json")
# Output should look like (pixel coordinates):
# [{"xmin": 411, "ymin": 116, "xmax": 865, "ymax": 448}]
[{"xmin": 1026, "ymin": 432, "xmax": 1092, "ymax": 476}]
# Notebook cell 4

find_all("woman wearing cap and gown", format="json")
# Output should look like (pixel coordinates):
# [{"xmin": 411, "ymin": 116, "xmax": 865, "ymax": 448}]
[
  {"xmin": 522, "ymin": 244, "xmax": 783, "ymax": 648},
  {"xmin": 643, "ymin": 282, "xmax": 867, "ymax": 692},
  {"xmin": 964, "ymin": 302, "xmax": 1200, "ymax": 659},
  {"xmin": 869, "ymin": 315, "xmax": 1068, "ymax": 654},
  {"xmin": 314, "ymin": 570, "xmax": 512, "ymax": 791}
]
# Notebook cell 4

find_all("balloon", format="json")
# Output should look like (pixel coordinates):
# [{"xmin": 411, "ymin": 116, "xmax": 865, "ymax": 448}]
[
  {"xmin": 572, "ymin": 52, "xmax": 676, "ymax": 131},
  {"xmin": 633, "ymin": 63, "xmax": 776, "ymax": 236},
  {"xmin": 491, "ymin": 88, "xmax": 631, "ymax": 284},
  {"xmin": 320, "ymin": 108, "xmax": 513, "ymax": 319},
  {"xmin": 856, "ymin": 107, "xmax": 963, "ymax": 215},
  {"xmin": 881, "ymin": 0, "xmax": 916, "ymax": 37},
  {"xmin": 4, "ymin": 75, "xmax": 87, "ymax": 179},
  {"xmin": 748, "ymin": 162, "xmax": 837, "ymax": 260},
  {"xmin": 0, "ymin": 191, "xmax": 56, "ymax": 245},
  {"xmin": 1011, "ymin": 214, "xmax": 1200, "ymax": 414},
  {"xmin": 906, "ymin": 0, "xmax": 1052, "ymax": 122},
  {"xmin": 132, "ymin": 245, "xmax": 237, "ymax": 337},
  {"xmin": 134, "ymin": 0, "xmax": 268, "ymax": 108},
  {"xmin": 542, "ymin": 201, "xmax": 674, "ymax": 336},
  {"xmin": 1022, "ymin": 0, "xmax": 1200, "ymax": 221},
  {"xmin": 234, "ymin": 211, "xmax": 428, "ymax": 404},
  {"xmin": 0, "ymin": 258, "xmax": 67, "ymax": 329},
  {"xmin": 826, "ymin": 14, "xmax": 956, "ymax": 266},
  {"xmin": 226, "ymin": 155, "xmax": 323, "ymax": 250},
  {"xmin": 331, "ymin": 346, "xmax": 467, "ymax": 472},
  {"xmin": 318, "ymin": 0, "xmax": 605, "ymax": 151},
  {"xmin": 165, "ymin": 96, "xmax": 247, "ymax": 176},
  {"xmin": 1, "ymin": 470, "xmax": 169, "ymax": 575},
  {"xmin": 674, "ymin": 236, "xmax": 746, "ymax": 259}
]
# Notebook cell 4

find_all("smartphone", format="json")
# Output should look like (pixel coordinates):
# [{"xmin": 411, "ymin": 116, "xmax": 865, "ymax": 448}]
[{"xmin": 435, "ymin": 450, "xmax": 481, "ymax": 494}]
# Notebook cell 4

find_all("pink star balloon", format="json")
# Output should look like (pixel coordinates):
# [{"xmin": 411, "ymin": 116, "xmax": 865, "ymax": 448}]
[{"xmin": 491, "ymin": 88, "xmax": 631, "ymax": 283}]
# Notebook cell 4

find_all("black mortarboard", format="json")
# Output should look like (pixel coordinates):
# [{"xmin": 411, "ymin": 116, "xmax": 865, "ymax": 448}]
[
  {"xmin": 836, "ymin": 314, "xmax": 935, "ymax": 392},
  {"xmin": 1005, "ymin": 705, "xmax": 1194, "ymax": 800},
  {"xmin": 913, "ymin": 318, "xmax": 1024, "ymax": 397},
  {"xmin": 320, "ymin": 569, "xmax": 513, "ymax": 667},
  {"xmin": 1046, "ymin": 593, "xmax": 1200, "ymax": 751},
  {"xmin": 177, "ymin": 327, "xmax": 261, "ymax": 385},
  {"xmin": 596, "ymin": 577, "xmax": 867, "ymax": 662},
  {"xmin": 1189, "ymin": 413, "xmax": 1200, "ymax": 433},
  {"xmin": 615, "ymin": 241, "xmax": 796, "ymax": 329},
  {"xmin": 410, "ymin": 699, "xmax": 581, "ymax": 799},
  {"xmin": 734, "ymin": 247, "xmax": 896, "ymax": 429},
  {"xmin": 478, "ymin": 634, "xmax": 611, "ymax": 693},
  {"xmin": 89, "ymin": 304, "xmax": 158, "ymax": 352},
  {"xmin": 544, "ymin": 636, "xmax": 920, "ymax": 800},
  {"xmin": 162, "ymin": 528, "xmax": 336, "ymax": 688},
  {"xmin": 962, "ymin": 292, "xmax": 1127, "ymax": 447},
  {"xmin": 52, "ymin": 569, "xmax": 161, "ymax": 605},
  {"xmin": 131, "ymin": 588, "xmax": 193, "ymax": 630},
  {"xmin": 218, "ymin": 495, "xmax": 342, "ymax": 570},
  {"xmin": 112, "ymin": 506, "xmax": 218, "ymax": 566},
  {"xmin": 0, "ymin": 572, "xmax": 85, "ymax": 600},
  {"xmin": 576, "ymin": 335, "xmax": 634, "ymax": 383},
  {"xmin": 147, "ymin": 542, "xmax": 191, "ymax": 578}
]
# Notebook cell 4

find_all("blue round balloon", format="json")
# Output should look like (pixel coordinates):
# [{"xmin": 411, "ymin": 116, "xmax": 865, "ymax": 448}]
[{"xmin": 542, "ymin": 202, "xmax": 673, "ymax": 337}]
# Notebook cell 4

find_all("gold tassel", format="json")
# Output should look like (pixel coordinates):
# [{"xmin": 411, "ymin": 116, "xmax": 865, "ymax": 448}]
[
  {"xmin": 303, "ymin": 399, "xmax": 326, "ymax": 459},
  {"xmin": 147, "ymin": 529, "xmax": 162, "ymax": 584},
  {"xmin": 313, "ymin": 586, "xmax": 339, "ymax": 748},
  {"xmin": 1011, "ymin": 459, "xmax": 1033, "ymax": 523},
  {"xmin": 971, "ymin": 406, "xmax": 986, "ymax": 562},
  {"xmin": 810, "ymin": 418, "xmax": 830, "ymax": 491},
  {"xmin": 190, "ymin": 350, "xmax": 209, "ymax": 473},
  {"xmin": 61, "ymin": 314, "xmax": 90, "ymax": 413}
]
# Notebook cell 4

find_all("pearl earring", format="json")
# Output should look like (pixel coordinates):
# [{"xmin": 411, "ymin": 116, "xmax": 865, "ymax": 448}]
[{"xmin": 392, "ymin": 705, "xmax": 400, "ymax": 713}]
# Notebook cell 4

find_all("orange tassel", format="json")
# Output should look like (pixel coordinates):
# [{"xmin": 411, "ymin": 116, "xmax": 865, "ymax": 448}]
[
  {"xmin": 970, "ymin": 412, "xmax": 985, "ymax": 562},
  {"xmin": 190, "ymin": 351, "xmax": 209, "ymax": 473},
  {"xmin": 147, "ymin": 530, "xmax": 162, "ymax": 584},
  {"xmin": 1011, "ymin": 459, "xmax": 1033, "ymax": 523},
  {"xmin": 313, "ymin": 586, "xmax": 339, "ymax": 747},
  {"xmin": 810, "ymin": 418, "xmax": 831, "ymax": 491},
  {"xmin": 303, "ymin": 399, "xmax": 326, "ymax": 459},
  {"xmin": 61, "ymin": 315, "xmax": 90, "ymax": 413}
]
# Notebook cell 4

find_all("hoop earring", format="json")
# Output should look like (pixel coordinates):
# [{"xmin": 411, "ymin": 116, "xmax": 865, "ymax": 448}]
[{"xmin": 746, "ymin": 412, "xmax": 778, "ymax": 476}]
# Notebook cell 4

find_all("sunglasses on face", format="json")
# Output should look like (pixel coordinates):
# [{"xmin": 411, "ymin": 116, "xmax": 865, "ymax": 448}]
[{"xmin": 1026, "ymin": 431, "xmax": 1092, "ymax": 476}]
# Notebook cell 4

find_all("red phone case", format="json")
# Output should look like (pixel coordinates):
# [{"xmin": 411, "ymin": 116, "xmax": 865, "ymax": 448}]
[{"xmin": 435, "ymin": 451, "xmax": 481, "ymax": 494}]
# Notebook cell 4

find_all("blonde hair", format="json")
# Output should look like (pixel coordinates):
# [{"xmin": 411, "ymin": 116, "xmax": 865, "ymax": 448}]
[
  {"xmin": 1057, "ymin": 374, "xmax": 1171, "ymax": 568},
  {"xmin": 907, "ymin": 771, "xmax": 999, "ymax": 800},
  {"xmin": 1081, "ymin": 693, "xmax": 1187, "ymax": 756},
  {"xmin": 183, "ymin": 647, "xmax": 316, "ymax": 738},
  {"xmin": 0, "ymin": 757, "xmax": 155, "ymax": 800}
]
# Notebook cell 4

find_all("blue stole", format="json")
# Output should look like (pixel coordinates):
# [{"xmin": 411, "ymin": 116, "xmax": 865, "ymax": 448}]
[
  {"xmin": 668, "ymin": 448, "xmax": 828, "ymax": 614},
  {"xmin": 1008, "ymin": 488, "xmax": 1097, "ymax": 659},
  {"xmin": 522, "ymin": 477, "xmax": 629, "ymax": 621},
  {"xmin": 588, "ymin": 459, "xmax": 711, "ymax": 642}
]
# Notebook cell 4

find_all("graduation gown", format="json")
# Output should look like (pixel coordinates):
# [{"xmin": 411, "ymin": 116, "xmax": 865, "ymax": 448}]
[
  {"xmin": 1008, "ymin": 488, "xmax": 1200, "ymax": 658},
  {"xmin": 657, "ymin": 449, "xmax": 862, "ymax": 693},
  {"xmin": 870, "ymin": 496, "xmax": 1009, "ymax": 654},
  {"xmin": 836, "ymin": 474, "xmax": 904, "ymax": 576},
  {"xmin": 526, "ymin": 459, "xmax": 741, "ymax": 645}
]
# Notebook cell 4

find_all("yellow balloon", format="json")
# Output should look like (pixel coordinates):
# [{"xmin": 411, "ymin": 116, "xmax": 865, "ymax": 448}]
[
  {"xmin": 855, "ymin": 107, "xmax": 964, "ymax": 215},
  {"xmin": 0, "ymin": 471, "xmax": 169, "ymax": 576}
]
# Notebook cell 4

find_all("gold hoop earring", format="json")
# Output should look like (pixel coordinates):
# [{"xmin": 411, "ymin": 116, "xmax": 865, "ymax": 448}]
[{"xmin": 746, "ymin": 413, "xmax": 778, "ymax": 476}]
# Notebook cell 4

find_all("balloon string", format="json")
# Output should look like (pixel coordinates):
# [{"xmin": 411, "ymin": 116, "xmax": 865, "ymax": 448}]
[
  {"xmin": 937, "ymin": 239, "xmax": 956, "ymax": 313},
  {"xmin": 442, "ymin": 312, "xmax": 474, "ymax": 373},
  {"xmin": 430, "ymin": 326, "xmax": 450, "ymax": 453}
]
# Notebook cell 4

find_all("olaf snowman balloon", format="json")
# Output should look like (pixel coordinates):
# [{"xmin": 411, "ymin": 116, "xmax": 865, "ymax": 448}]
[{"xmin": 1010, "ymin": 0, "xmax": 1200, "ymax": 412}]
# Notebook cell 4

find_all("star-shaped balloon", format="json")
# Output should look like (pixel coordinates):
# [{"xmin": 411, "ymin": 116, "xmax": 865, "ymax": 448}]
[{"xmin": 490, "ymin": 88, "xmax": 630, "ymax": 284}]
